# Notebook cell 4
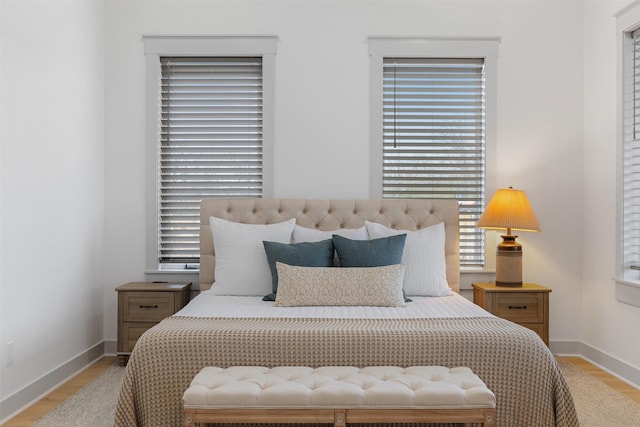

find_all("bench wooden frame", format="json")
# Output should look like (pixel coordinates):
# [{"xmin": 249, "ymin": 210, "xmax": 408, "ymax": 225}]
[
  {"xmin": 183, "ymin": 365, "xmax": 496, "ymax": 427},
  {"xmin": 183, "ymin": 406, "xmax": 497, "ymax": 426}
]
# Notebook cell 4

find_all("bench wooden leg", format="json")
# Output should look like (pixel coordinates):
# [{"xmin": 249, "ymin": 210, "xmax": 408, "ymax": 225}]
[
  {"xmin": 334, "ymin": 409, "xmax": 346, "ymax": 427},
  {"xmin": 483, "ymin": 408, "xmax": 497, "ymax": 426},
  {"xmin": 183, "ymin": 408, "xmax": 195, "ymax": 427},
  {"xmin": 465, "ymin": 408, "xmax": 497, "ymax": 426}
]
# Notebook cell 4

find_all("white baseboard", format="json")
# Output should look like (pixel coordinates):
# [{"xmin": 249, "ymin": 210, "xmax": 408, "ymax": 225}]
[
  {"xmin": 550, "ymin": 340, "xmax": 582, "ymax": 355},
  {"xmin": 0, "ymin": 342, "xmax": 104, "ymax": 424},
  {"xmin": 551, "ymin": 340, "xmax": 640, "ymax": 389},
  {"xmin": 579, "ymin": 342, "xmax": 640, "ymax": 389},
  {"xmin": 104, "ymin": 339, "xmax": 117, "ymax": 356}
]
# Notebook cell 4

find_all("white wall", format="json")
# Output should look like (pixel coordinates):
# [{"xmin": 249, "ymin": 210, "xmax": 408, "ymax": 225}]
[
  {"xmin": 103, "ymin": 0, "xmax": 585, "ymax": 345},
  {"xmin": 583, "ymin": 0, "xmax": 640, "ymax": 375},
  {"xmin": 0, "ymin": 0, "xmax": 104, "ymax": 416},
  {"xmin": 5, "ymin": 0, "xmax": 639, "ymax": 416}
]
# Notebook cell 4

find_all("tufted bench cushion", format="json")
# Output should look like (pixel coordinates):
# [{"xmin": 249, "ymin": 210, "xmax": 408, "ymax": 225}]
[{"xmin": 183, "ymin": 366, "xmax": 496, "ymax": 426}]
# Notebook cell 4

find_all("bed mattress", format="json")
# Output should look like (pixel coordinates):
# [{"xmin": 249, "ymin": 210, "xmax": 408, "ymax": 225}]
[{"xmin": 176, "ymin": 292, "xmax": 491, "ymax": 319}]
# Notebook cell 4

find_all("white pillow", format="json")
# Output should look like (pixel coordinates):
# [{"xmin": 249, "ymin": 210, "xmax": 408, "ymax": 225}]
[
  {"xmin": 365, "ymin": 221, "xmax": 451, "ymax": 297},
  {"xmin": 274, "ymin": 262, "xmax": 406, "ymax": 307},
  {"xmin": 208, "ymin": 217, "xmax": 296, "ymax": 296},
  {"xmin": 292, "ymin": 225, "xmax": 368, "ymax": 243}
]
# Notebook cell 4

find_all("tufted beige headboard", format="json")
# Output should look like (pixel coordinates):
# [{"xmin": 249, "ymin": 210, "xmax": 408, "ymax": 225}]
[{"xmin": 200, "ymin": 199, "xmax": 460, "ymax": 293}]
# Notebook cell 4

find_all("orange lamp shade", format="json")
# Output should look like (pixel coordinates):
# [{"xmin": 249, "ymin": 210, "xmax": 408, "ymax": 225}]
[{"xmin": 476, "ymin": 187, "xmax": 540, "ymax": 234}]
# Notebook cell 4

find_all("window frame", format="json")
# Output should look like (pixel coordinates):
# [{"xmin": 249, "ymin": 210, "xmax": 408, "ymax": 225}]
[
  {"xmin": 616, "ymin": 3, "xmax": 640, "ymax": 306},
  {"xmin": 368, "ymin": 36, "xmax": 499, "ymax": 271},
  {"xmin": 143, "ymin": 35, "xmax": 277, "ymax": 273}
]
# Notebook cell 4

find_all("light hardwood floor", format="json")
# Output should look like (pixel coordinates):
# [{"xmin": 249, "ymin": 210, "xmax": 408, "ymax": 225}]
[
  {"xmin": 2, "ymin": 357, "xmax": 117, "ymax": 427},
  {"xmin": 562, "ymin": 356, "xmax": 640, "ymax": 405},
  {"xmin": 2, "ymin": 356, "xmax": 639, "ymax": 426}
]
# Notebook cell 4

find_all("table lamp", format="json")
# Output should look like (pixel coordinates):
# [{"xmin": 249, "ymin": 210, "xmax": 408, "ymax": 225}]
[{"xmin": 477, "ymin": 187, "xmax": 540, "ymax": 287}]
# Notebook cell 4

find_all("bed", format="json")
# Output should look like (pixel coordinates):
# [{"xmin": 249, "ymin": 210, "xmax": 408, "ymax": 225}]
[{"xmin": 114, "ymin": 198, "xmax": 578, "ymax": 427}]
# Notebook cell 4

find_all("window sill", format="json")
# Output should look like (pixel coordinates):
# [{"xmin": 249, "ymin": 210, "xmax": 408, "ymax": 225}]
[
  {"xmin": 461, "ymin": 269, "xmax": 495, "ymax": 274},
  {"xmin": 615, "ymin": 277, "xmax": 640, "ymax": 288},
  {"xmin": 459, "ymin": 269, "xmax": 495, "ymax": 290},
  {"xmin": 144, "ymin": 270, "xmax": 199, "ymax": 286},
  {"xmin": 145, "ymin": 270, "xmax": 200, "ymax": 274},
  {"xmin": 614, "ymin": 278, "xmax": 640, "ymax": 307}
]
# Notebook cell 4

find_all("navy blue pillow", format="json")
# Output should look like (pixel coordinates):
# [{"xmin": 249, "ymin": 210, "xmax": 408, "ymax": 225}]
[
  {"xmin": 332, "ymin": 233, "xmax": 411, "ymax": 302},
  {"xmin": 262, "ymin": 239, "xmax": 335, "ymax": 301},
  {"xmin": 332, "ymin": 233, "xmax": 407, "ymax": 267}
]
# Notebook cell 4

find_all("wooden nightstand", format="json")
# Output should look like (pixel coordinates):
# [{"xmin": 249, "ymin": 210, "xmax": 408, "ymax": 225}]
[
  {"xmin": 472, "ymin": 282, "xmax": 551, "ymax": 346},
  {"xmin": 116, "ymin": 281, "xmax": 191, "ymax": 365}
]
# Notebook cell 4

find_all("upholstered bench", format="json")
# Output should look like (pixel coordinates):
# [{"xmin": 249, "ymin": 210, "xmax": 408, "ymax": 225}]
[{"xmin": 183, "ymin": 366, "xmax": 496, "ymax": 426}]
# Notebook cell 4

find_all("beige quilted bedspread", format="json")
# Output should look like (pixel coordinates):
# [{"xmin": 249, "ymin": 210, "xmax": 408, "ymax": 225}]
[{"xmin": 114, "ymin": 316, "xmax": 578, "ymax": 427}]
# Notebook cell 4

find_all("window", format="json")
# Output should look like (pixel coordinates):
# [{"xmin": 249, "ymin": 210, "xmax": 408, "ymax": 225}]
[
  {"xmin": 144, "ymin": 36, "xmax": 277, "ymax": 271},
  {"xmin": 381, "ymin": 57, "xmax": 485, "ymax": 267},
  {"xmin": 369, "ymin": 38, "xmax": 499, "ymax": 269},
  {"xmin": 616, "ymin": 4, "xmax": 640, "ymax": 307},
  {"xmin": 621, "ymin": 28, "xmax": 640, "ymax": 282},
  {"xmin": 159, "ymin": 57, "xmax": 263, "ymax": 266}
]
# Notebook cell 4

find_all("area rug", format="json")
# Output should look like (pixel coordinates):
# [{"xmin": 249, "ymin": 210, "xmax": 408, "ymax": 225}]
[
  {"xmin": 32, "ymin": 362, "xmax": 125, "ymax": 427},
  {"xmin": 30, "ymin": 358, "xmax": 640, "ymax": 426},
  {"xmin": 557, "ymin": 358, "xmax": 640, "ymax": 427}
]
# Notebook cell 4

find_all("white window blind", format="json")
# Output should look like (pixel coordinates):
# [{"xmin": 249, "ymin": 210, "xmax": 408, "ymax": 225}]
[
  {"xmin": 622, "ymin": 30, "xmax": 640, "ymax": 279},
  {"xmin": 159, "ymin": 56, "xmax": 263, "ymax": 265},
  {"xmin": 382, "ymin": 57, "xmax": 486, "ymax": 268}
]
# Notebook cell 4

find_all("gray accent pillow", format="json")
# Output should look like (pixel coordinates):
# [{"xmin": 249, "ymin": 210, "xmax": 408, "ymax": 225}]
[
  {"xmin": 332, "ymin": 233, "xmax": 407, "ymax": 267},
  {"xmin": 262, "ymin": 239, "xmax": 335, "ymax": 301}
]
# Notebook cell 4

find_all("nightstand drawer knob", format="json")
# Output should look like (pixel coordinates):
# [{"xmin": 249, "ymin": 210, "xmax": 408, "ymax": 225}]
[
  {"xmin": 509, "ymin": 305, "xmax": 527, "ymax": 310},
  {"xmin": 139, "ymin": 304, "xmax": 159, "ymax": 309}
]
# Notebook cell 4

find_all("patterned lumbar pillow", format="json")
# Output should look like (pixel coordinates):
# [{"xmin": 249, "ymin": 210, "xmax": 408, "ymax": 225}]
[{"xmin": 274, "ymin": 262, "xmax": 406, "ymax": 307}]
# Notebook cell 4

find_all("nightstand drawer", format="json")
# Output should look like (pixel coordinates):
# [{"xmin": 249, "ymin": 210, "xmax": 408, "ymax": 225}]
[
  {"xmin": 123, "ymin": 292, "xmax": 175, "ymax": 322},
  {"xmin": 492, "ymin": 292, "xmax": 543, "ymax": 323},
  {"xmin": 519, "ymin": 322, "xmax": 545, "ymax": 338},
  {"xmin": 121, "ymin": 322, "xmax": 157, "ymax": 353}
]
